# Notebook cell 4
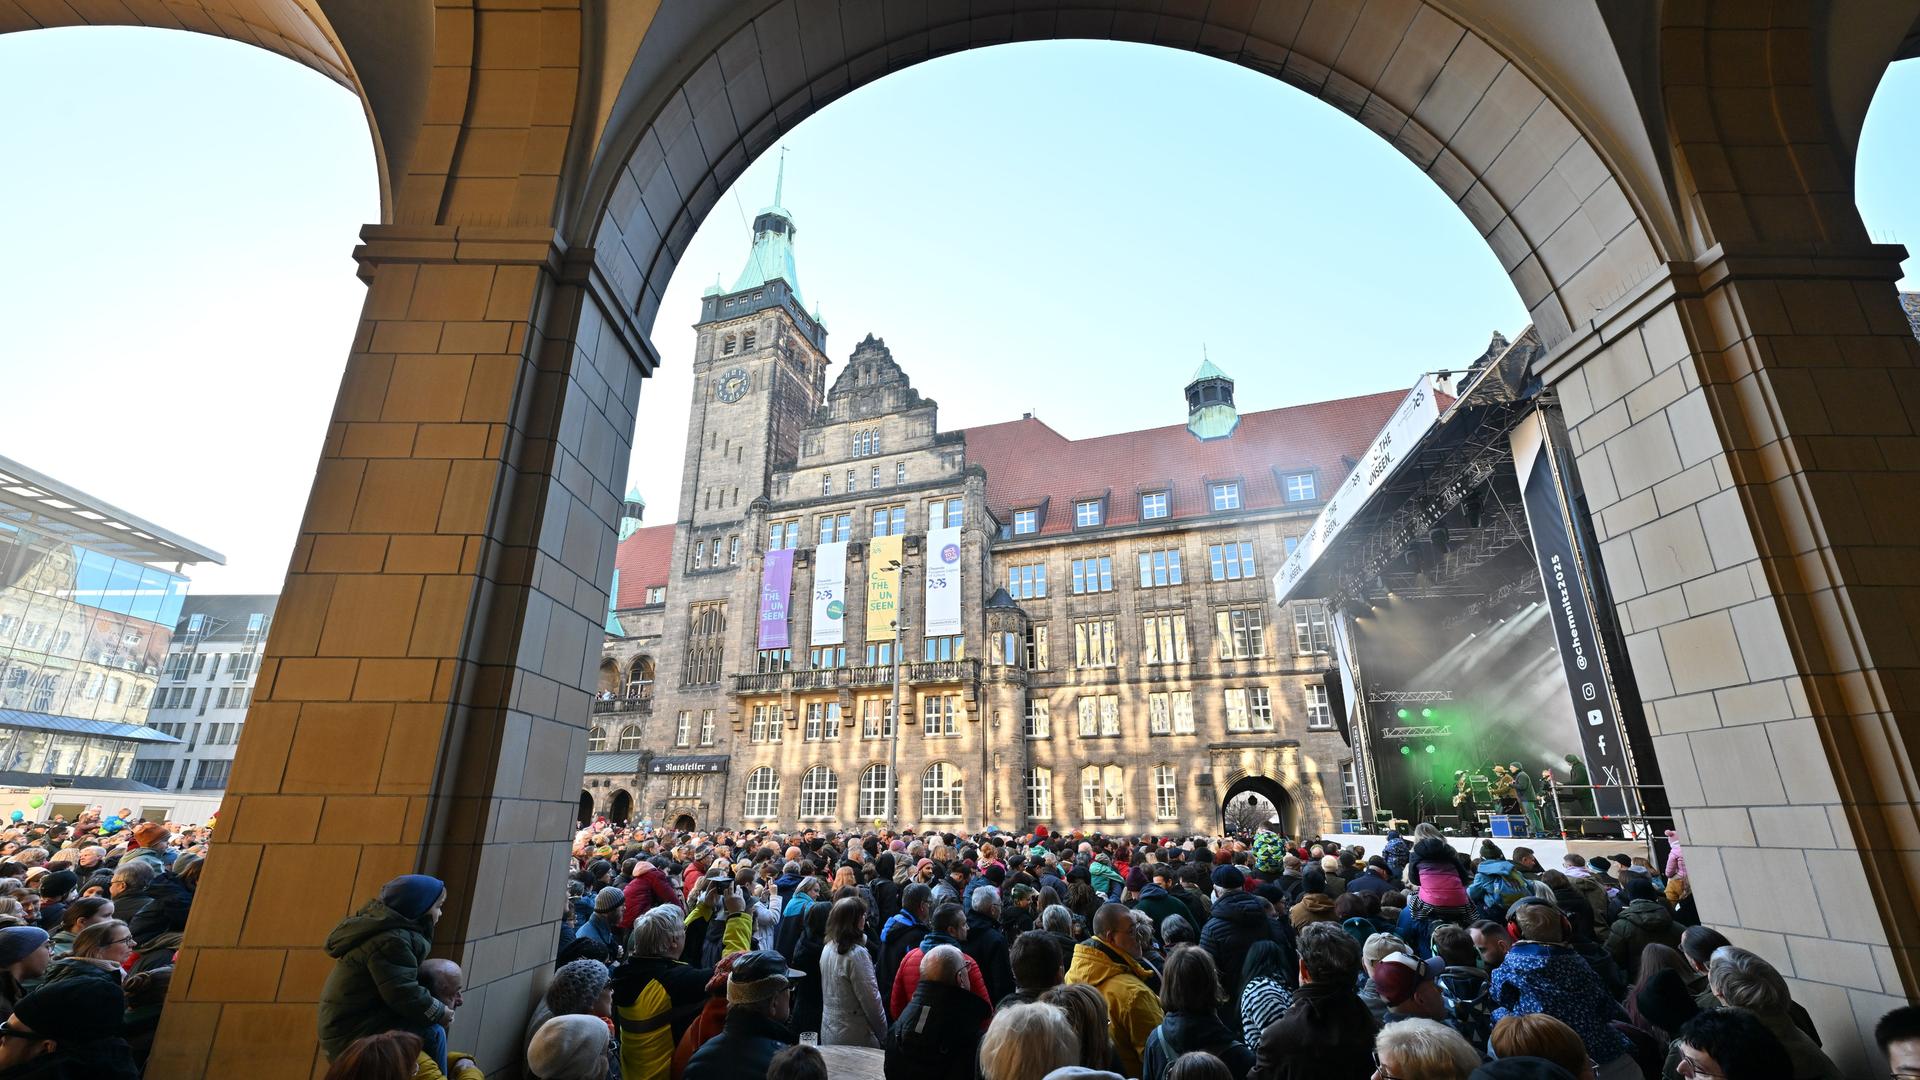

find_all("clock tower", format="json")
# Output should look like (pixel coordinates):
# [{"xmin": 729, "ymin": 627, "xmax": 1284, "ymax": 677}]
[{"xmin": 676, "ymin": 156, "xmax": 829, "ymax": 563}]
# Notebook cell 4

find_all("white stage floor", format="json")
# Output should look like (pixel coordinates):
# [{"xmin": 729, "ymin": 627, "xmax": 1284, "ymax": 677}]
[{"xmin": 1338, "ymin": 831, "xmax": 1657, "ymax": 869}]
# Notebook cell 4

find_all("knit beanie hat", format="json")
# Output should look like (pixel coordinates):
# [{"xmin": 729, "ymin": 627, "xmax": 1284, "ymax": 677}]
[
  {"xmin": 37, "ymin": 869, "xmax": 77, "ymax": 900},
  {"xmin": 593, "ymin": 886, "xmax": 624, "ymax": 913},
  {"xmin": 1211, "ymin": 865, "xmax": 1244, "ymax": 890},
  {"xmin": 0, "ymin": 926, "xmax": 49, "ymax": 966},
  {"xmin": 132, "ymin": 822, "xmax": 166, "ymax": 848},
  {"xmin": 545, "ymin": 958, "xmax": 612, "ymax": 1015},
  {"xmin": 1624, "ymin": 876, "xmax": 1659, "ymax": 902},
  {"xmin": 1480, "ymin": 840, "xmax": 1504, "ymax": 861},
  {"xmin": 9, "ymin": 977, "xmax": 125, "ymax": 1042},
  {"xmin": 527, "ymin": 1014, "xmax": 609, "ymax": 1080},
  {"xmin": 378, "ymin": 874, "xmax": 446, "ymax": 920}
]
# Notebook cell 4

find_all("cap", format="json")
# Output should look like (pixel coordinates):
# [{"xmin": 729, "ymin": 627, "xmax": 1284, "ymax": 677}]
[
  {"xmin": 1211, "ymin": 865, "xmax": 1245, "ymax": 890},
  {"xmin": 1370, "ymin": 951, "xmax": 1441, "ymax": 1006},
  {"xmin": 726, "ymin": 949, "xmax": 805, "ymax": 1004}
]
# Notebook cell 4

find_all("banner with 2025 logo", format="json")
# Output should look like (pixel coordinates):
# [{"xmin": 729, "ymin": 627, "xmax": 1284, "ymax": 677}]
[
  {"xmin": 924, "ymin": 526, "xmax": 962, "ymax": 637},
  {"xmin": 812, "ymin": 541, "xmax": 847, "ymax": 646}
]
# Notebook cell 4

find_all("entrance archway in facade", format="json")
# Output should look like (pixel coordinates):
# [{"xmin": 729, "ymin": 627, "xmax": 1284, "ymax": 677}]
[
  {"xmin": 608, "ymin": 789, "xmax": 633, "ymax": 825},
  {"xmin": 672, "ymin": 813, "xmax": 696, "ymax": 833},
  {"xmin": 577, "ymin": 791, "xmax": 593, "ymax": 827},
  {"xmin": 1221, "ymin": 775, "xmax": 1297, "ymax": 838}
]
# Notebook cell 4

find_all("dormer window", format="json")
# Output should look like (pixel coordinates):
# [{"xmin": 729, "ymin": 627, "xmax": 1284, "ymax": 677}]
[
  {"xmin": 1075, "ymin": 500, "xmax": 1104, "ymax": 528},
  {"xmin": 1141, "ymin": 491, "xmax": 1170, "ymax": 520},
  {"xmin": 1014, "ymin": 509, "xmax": 1039, "ymax": 535},
  {"xmin": 1210, "ymin": 482, "xmax": 1242, "ymax": 511},
  {"xmin": 1283, "ymin": 472, "xmax": 1317, "ymax": 503}
]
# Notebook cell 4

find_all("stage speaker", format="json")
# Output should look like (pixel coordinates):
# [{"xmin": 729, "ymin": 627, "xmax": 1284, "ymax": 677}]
[
  {"xmin": 1432, "ymin": 816, "xmax": 1459, "ymax": 832},
  {"xmin": 1580, "ymin": 819, "xmax": 1623, "ymax": 839},
  {"xmin": 1323, "ymin": 667, "xmax": 1350, "ymax": 746}
]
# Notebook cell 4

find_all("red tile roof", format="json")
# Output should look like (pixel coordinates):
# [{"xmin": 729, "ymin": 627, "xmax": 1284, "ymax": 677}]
[
  {"xmin": 614, "ymin": 524, "xmax": 675, "ymax": 607},
  {"xmin": 959, "ymin": 389, "xmax": 1411, "ymax": 535}
]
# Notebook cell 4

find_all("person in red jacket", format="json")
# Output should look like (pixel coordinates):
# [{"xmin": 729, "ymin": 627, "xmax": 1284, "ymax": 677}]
[
  {"xmin": 888, "ymin": 903, "xmax": 991, "ymax": 1018},
  {"xmin": 621, "ymin": 857, "xmax": 682, "ymax": 931}
]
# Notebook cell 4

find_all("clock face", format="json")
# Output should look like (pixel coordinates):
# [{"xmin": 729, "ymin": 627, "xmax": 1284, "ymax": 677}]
[{"xmin": 717, "ymin": 367, "xmax": 749, "ymax": 404}]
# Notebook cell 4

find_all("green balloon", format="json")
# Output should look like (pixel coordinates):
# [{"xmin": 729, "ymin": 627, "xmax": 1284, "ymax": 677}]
[{"xmin": 27, "ymin": 796, "xmax": 44, "ymax": 809}]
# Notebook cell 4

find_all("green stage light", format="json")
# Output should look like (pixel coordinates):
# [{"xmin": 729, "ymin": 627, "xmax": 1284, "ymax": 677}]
[
  {"xmin": 1421, "ymin": 707, "xmax": 1433, "ymax": 719},
  {"xmin": 1424, "ymin": 744, "xmax": 1436, "ymax": 754},
  {"xmin": 1399, "ymin": 745, "xmax": 1412, "ymax": 755},
  {"xmin": 1397, "ymin": 708, "xmax": 1410, "ymax": 719}
]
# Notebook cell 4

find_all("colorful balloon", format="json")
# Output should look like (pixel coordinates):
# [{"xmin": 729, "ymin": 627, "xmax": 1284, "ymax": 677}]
[
  {"xmin": 8, "ymin": 811, "xmax": 21, "ymax": 822},
  {"xmin": 27, "ymin": 797, "xmax": 43, "ymax": 809}
]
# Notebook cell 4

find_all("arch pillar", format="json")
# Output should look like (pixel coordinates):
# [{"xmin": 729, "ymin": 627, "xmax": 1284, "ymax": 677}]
[{"xmin": 145, "ymin": 225, "xmax": 645, "ymax": 1076}]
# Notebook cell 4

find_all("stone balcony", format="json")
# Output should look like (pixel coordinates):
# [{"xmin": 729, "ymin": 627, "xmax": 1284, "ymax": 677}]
[
  {"xmin": 591, "ymin": 696, "xmax": 653, "ymax": 716},
  {"xmin": 731, "ymin": 658, "xmax": 979, "ymax": 696}
]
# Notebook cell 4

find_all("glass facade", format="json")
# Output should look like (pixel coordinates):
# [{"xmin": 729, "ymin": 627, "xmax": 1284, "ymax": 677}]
[{"xmin": 0, "ymin": 519, "xmax": 187, "ymax": 730}]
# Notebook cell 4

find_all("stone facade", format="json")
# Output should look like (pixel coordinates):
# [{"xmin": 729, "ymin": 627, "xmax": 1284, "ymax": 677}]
[{"xmin": 589, "ymin": 220, "xmax": 1396, "ymax": 836}]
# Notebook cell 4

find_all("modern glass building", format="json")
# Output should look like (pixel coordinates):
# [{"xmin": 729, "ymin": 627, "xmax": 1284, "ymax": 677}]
[{"xmin": 0, "ymin": 454, "xmax": 223, "ymax": 783}]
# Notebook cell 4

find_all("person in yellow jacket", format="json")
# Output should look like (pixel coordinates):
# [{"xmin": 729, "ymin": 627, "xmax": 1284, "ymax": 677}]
[
  {"xmin": 412, "ymin": 959, "xmax": 486, "ymax": 1080},
  {"xmin": 1064, "ymin": 902, "xmax": 1164, "ymax": 1078},
  {"xmin": 612, "ymin": 888, "xmax": 749, "ymax": 1080}
]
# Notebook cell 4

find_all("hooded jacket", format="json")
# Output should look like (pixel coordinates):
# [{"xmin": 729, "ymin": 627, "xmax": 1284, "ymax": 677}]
[
  {"xmin": 316, "ymin": 897, "xmax": 451, "ymax": 1058},
  {"xmin": 1089, "ymin": 860, "xmax": 1124, "ymax": 899},
  {"xmin": 1247, "ymin": 979, "xmax": 1378, "ymax": 1080},
  {"xmin": 1287, "ymin": 892, "xmax": 1336, "ymax": 930},
  {"xmin": 1663, "ymin": 830, "xmax": 1687, "ymax": 880},
  {"xmin": 621, "ymin": 862, "xmax": 682, "ymax": 930},
  {"xmin": 1604, "ymin": 899, "xmax": 1682, "ymax": 980},
  {"xmin": 1406, "ymin": 838, "xmax": 1470, "ymax": 908},
  {"xmin": 1489, "ymin": 940, "xmax": 1629, "ymax": 1065},
  {"xmin": 1134, "ymin": 883, "xmax": 1189, "ymax": 938},
  {"xmin": 1065, "ymin": 937, "xmax": 1164, "ymax": 1079},
  {"xmin": 961, "ymin": 909, "xmax": 1013, "ymax": 1004},
  {"xmin": 1199, "ymin": 889, "xmax": 1273, "ymax": 1031},
  {"xmin": 610, "ymin": 953, "xmax": 712, "ymax": 1080},
  {"xmin": 877, "ymin": 915, "xmax": 929, "ymax": 1008},
  {"xmin": 888, "ymin": 930, "xmax": 989, "ymax": 1017},
  {"xmin": 1468, "ymin": 859, "xmax": 1527, "ymax": 914}
]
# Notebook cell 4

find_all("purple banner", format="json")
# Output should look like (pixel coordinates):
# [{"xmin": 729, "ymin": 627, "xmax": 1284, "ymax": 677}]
[{"xmin": 758, "ymin": 548, "xmax": 794, "ymax": 650}]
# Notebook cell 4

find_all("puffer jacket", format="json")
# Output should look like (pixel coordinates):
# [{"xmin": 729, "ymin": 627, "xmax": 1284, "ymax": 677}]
[
  {"xmin": 1468, "ymin": 859, "xmax": 1527, "ymax": 915},
  {"xmin": 1066, "ymin": 937, "xmax": 1165, "ymax": 1079},
  {"xmin": 610, "ymin": 953, "xmax": 712, "ymax": 1080},
  {"xmin": 1664, "ymin": 829, "xmax": 1687, "ymax": 879},
  {"xmin": 1288, "ymin": 892, "xmax": 1337, "ymax": 929},
  {"xmin": 1405, "ymin": 838, "xmax": 1469, "ymax": 908},
  {"xmin": 1490, "ymin": 940, "xmax": 1629, "ymax": 1066},
  {"xmin": 1605, "ymin": 899, "xmax": 1682, "ymax": 981},
  {"xmin": 316, "ymin": 898, "xmax": 451, "ymax": 1059},
  {"xmin": 1200, "ymin": 889, "xmax": 1274, "ymax": 1031}
]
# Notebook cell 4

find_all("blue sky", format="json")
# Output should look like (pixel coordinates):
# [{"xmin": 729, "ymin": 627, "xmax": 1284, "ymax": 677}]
[{"xmin": 1, "ymin": 28, "xmax": 1914, "ymax": 593}]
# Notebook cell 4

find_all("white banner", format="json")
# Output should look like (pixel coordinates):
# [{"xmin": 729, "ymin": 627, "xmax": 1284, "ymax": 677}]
[
  {"xmin": 811, "ymin": 541, "xmax": 847, "ymax": 646},
  {"xmin": 1272, "ymin": 374, "xmax": 1444, "ymax": 605},
  {"xmin": 924, "ymin": 526, "xmax": 963, "ymax": 636}
]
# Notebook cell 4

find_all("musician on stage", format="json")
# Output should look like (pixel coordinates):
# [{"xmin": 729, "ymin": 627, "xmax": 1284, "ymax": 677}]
[
  {"xmin": 1508, "ymin": 761, "xmax": 1542, "ymax": 835},
  {"xmin": 1489, "ymin": 764, "xmax": 1523, "ymax": 817},
  {"xmin": 1451, "ymin": 770, "xmax": 1478, "ymax": 831}
]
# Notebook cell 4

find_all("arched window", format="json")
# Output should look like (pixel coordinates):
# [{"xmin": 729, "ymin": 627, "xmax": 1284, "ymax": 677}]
[
  {"xmin": 744, "ymin": 766, "xmax": 780, "ymax": 819},
  {"xmin": 627, "ymin": 656, "xmax": 655, "ymax": 698},
  {"xmin": 858, "ymin": 763, "xmax": 895, "ymax": 821},
  {"xmin": 922, "ymin": 762, "xmax": 963, "ymax": 820},
  {"xmin": 722, "ymin": 335, "xmax": 737, "ymax": 355},
  {"xmin": 587, "ymin": 726, "xmax": 607, "ymax": 752},
  {"xmin": 799, "ymin": 765, "xmax": 839, "ymax": 819},
  {"xmin": 617, "ymin": 725, "xmax": 642, "ymax": 752}
]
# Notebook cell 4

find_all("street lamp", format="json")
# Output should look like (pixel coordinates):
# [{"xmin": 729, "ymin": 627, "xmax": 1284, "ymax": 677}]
[{"xmin": 885, "ymin": 558, "xmax": 909, "ymax": 834}]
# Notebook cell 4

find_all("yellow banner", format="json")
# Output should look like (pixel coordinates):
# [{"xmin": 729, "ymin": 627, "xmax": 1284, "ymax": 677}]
[{"xmin": 867, "ymin": 534, "xmax": 903, "ymax": 641}]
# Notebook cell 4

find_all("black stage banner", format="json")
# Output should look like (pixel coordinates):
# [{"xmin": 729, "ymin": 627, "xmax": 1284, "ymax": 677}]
[{"xmin": 1511, "ymin": 410, "xmax": 1639, "ymax": 818}]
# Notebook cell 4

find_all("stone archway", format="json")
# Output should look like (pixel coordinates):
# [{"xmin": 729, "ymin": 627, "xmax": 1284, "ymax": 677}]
[
  {"xmin": 1221, "ymin": 775, "xmax": 1297, "ymax": 838},
  {"xmin": 608, "ymin": 789, "xmax": 633, "ymax": 825},
  {"xmin": 577, "ymin": 790, "xmax": 593, "ymax": 827},
  {"xmin": 16, "ymin": 4, "xmax": 1913, "ymax": 1075},
  {"xmin": 672, "ymin": 812, "xmax": 696, "ymax": 833}
]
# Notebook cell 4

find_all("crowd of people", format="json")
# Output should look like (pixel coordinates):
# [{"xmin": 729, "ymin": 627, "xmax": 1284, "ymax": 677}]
[
  {"xmin": 308, "ymin": 816, "xmax": 1920, "ymax": 1080},
  {"xmin": 0, "ymin": 806, "xmax": 208, "ymax": 1078}
]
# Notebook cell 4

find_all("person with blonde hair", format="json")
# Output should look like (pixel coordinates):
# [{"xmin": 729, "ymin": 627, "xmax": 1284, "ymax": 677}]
[
  {"xmin": 978, "ymin": 1001, "xmax": 1078, "ymax": 1080},
  {"xmin": 1371, "ymin": 1018, "xmax": 1481, "ymax": 1080},
  {"xmin": 1041, "ymin": 982, "xmax": 1119, "ymax": 1073}
]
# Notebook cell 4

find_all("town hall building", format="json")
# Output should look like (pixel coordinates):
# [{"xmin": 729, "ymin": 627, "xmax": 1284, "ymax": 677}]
[{"xmin": 587, "ymin": 185, "xmax": 1475, "ymax": 838}]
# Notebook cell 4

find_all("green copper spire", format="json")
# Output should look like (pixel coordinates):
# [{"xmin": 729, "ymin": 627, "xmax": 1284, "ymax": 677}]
[
  {"xmin": 605, "ymin": 568, "xmax": 626, "ymax": 636},
  {"xmin": 1185, "ymin": 350, "xmax": 1239, "ymax": 441},
  {"xmin": 619, "ymin": 487, "xmax": 645, "ymax": 541},
  {"xmin": 730, "ymin": 147, "xmax": 803, "ymax": 304}
]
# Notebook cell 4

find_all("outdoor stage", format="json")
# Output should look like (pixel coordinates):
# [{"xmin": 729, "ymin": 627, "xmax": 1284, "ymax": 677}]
[{"xmin": 1341, "ymin": 832, "xmax": 1656, "ymax": 868}]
